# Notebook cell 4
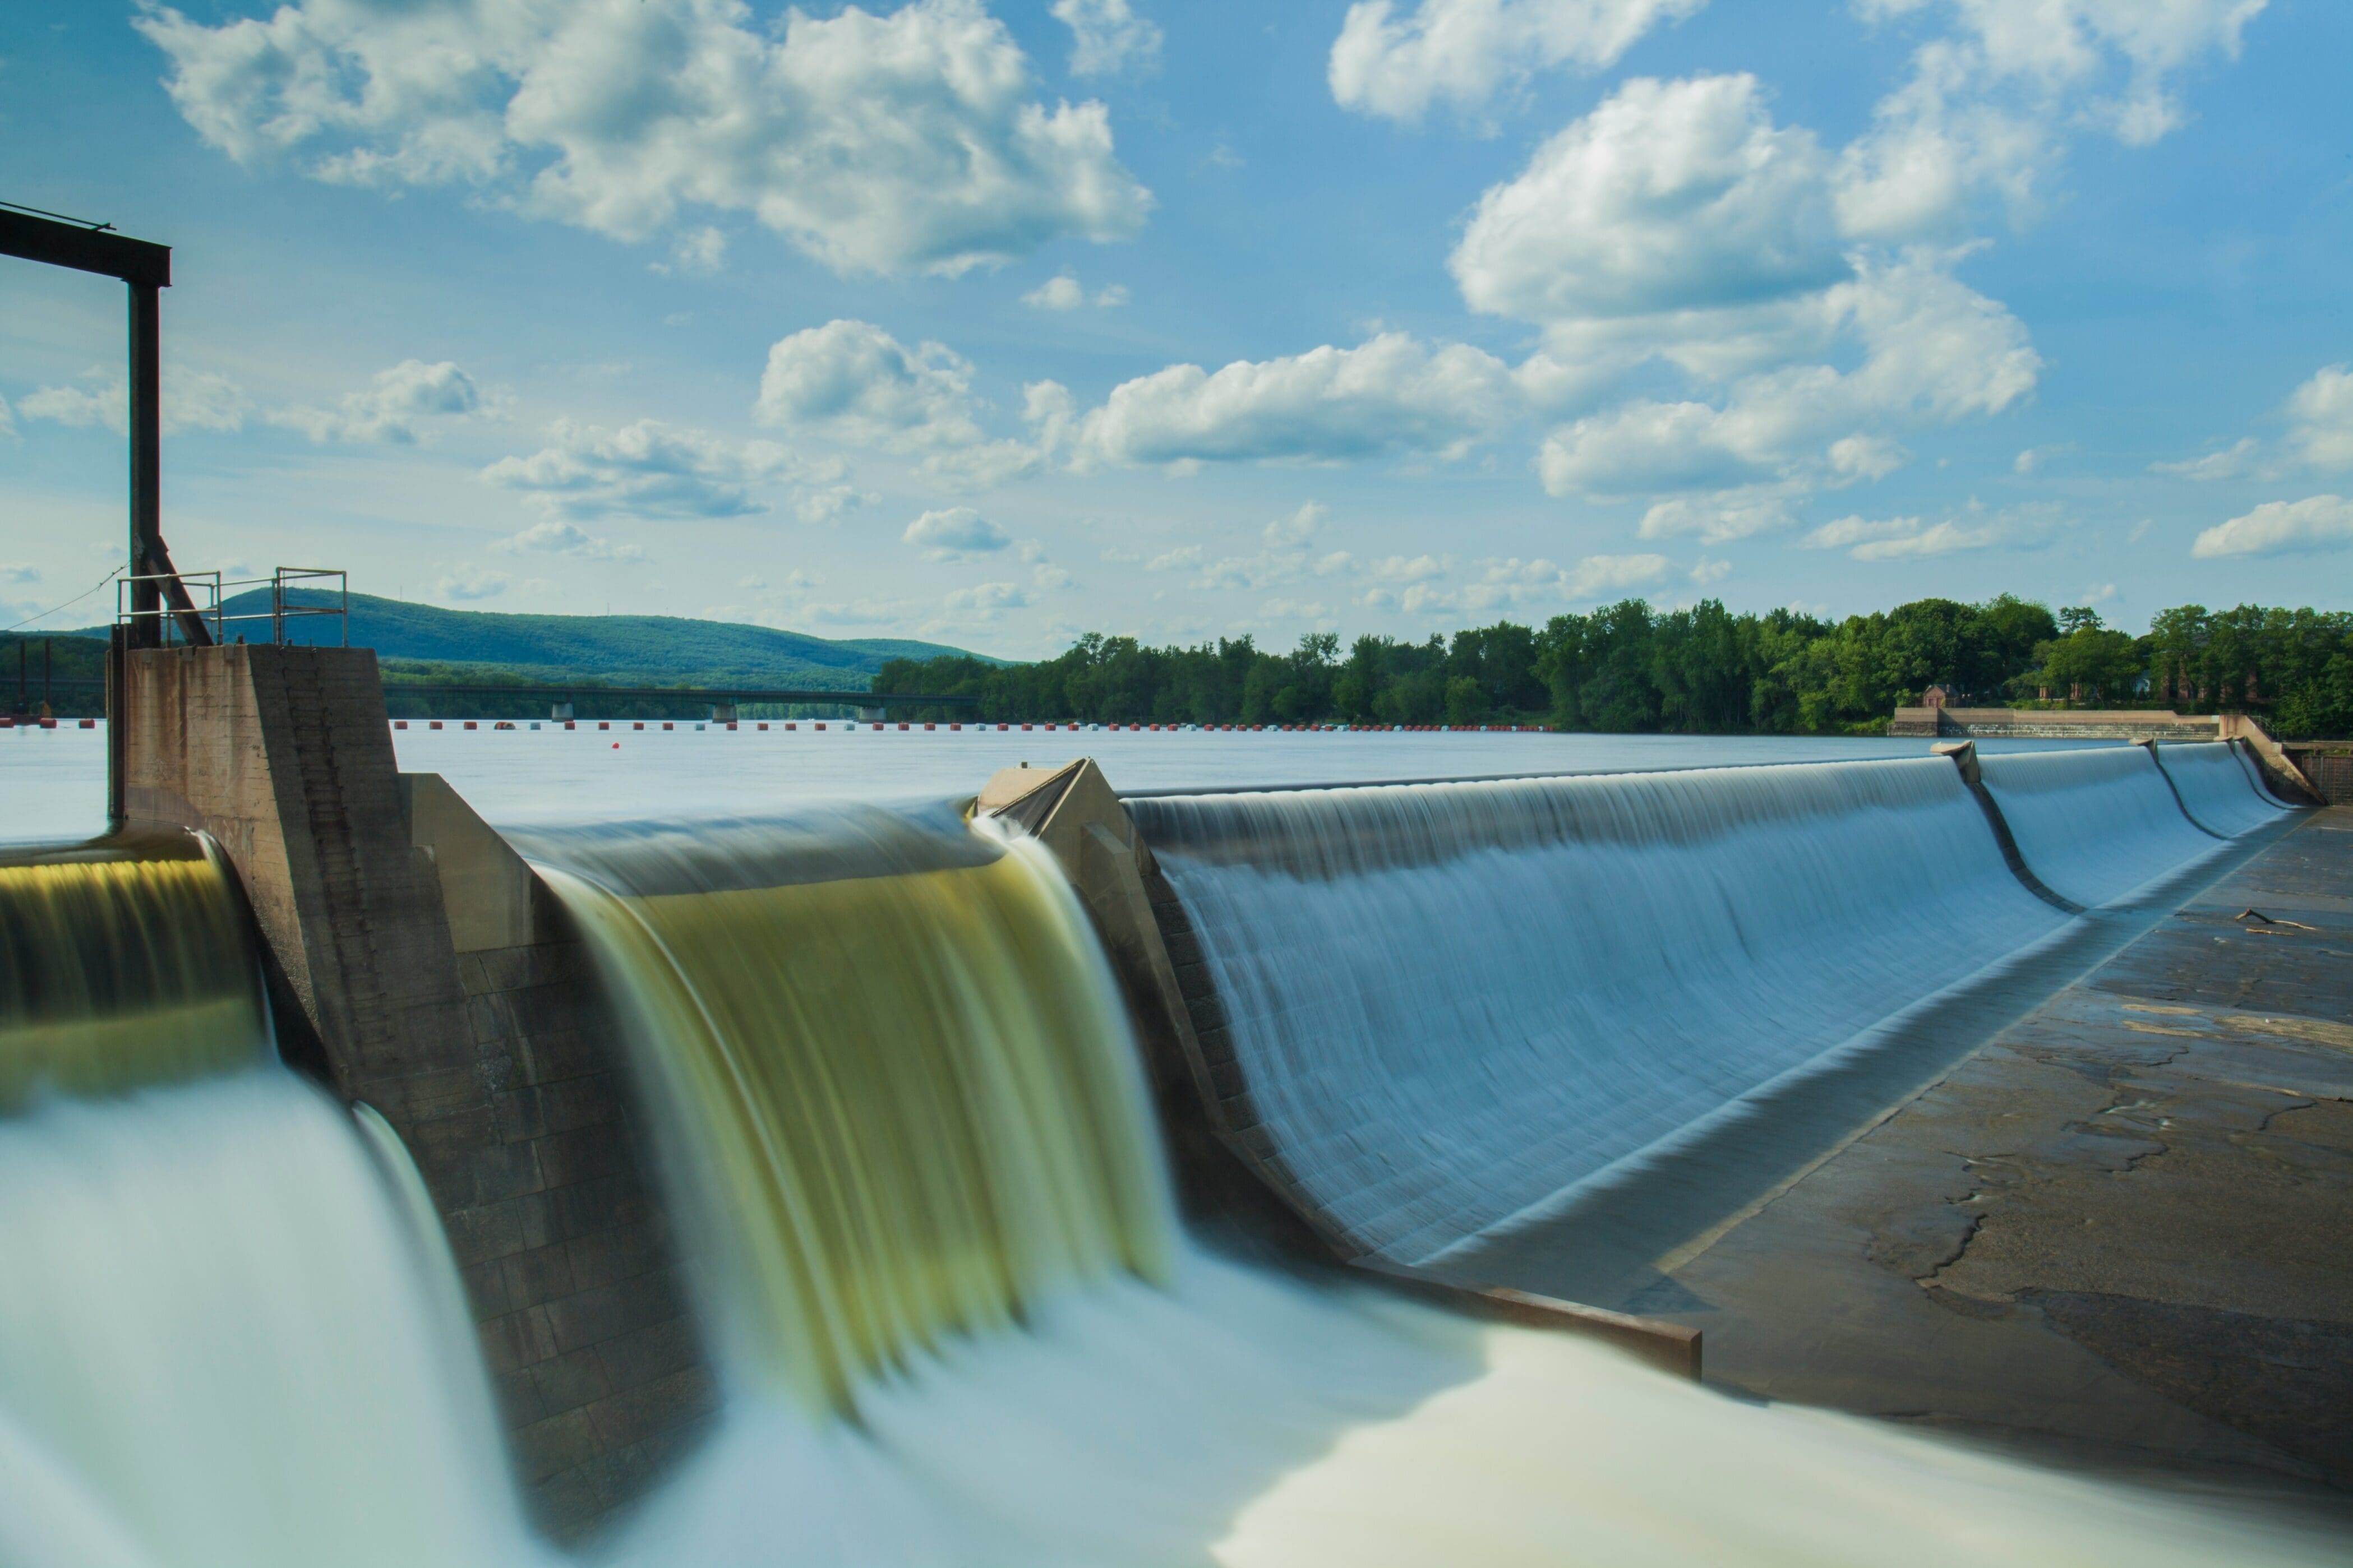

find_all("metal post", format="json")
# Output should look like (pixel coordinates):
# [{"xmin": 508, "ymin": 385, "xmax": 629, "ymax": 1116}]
[
  {"xmin": 41, "ymin": 638, "xmax": 51, "ymax": 714},
  {"xmin": 129, "ymin": 281, "xmax": 162, "ymax": 649},
  {"xmin": 105, "ymin": 626, "xmax": 126, "ymax": 834}
]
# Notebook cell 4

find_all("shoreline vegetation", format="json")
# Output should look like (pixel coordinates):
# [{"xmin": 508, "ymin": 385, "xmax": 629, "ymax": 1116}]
[
  {"xmin": 872, "ymin": 599, "xmax": 2353, "ymax": 739},
  {"xmin": 9, "ymin": 597, "xmax": 2347, "ymax": 737}
]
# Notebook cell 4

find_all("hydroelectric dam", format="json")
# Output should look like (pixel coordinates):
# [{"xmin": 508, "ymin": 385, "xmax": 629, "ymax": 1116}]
[{"xmin": 2, "ymin": 637, "xmax": 2349, "ymax": 1567}]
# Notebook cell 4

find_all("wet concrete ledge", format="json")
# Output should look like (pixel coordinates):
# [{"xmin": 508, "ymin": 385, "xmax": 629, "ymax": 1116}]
[{"xmin": 1557, "ymin": 806, "xmax": 2353, "ymax": 1506}]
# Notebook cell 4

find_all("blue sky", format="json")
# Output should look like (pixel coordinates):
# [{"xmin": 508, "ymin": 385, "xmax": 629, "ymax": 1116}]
[{"xmin": 2, "ymin": 0, "xmax": 2348, "ymax": 658}]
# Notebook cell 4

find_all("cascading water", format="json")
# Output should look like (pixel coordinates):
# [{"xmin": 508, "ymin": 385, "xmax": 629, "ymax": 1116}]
[
  {"xmin": 513, "ymin": 806, "xmax": 1174, "ymax": 1414},
  {"xmin": 0, "ymin": 840, "xmax": 545, "ymax": 1568},
  {"xmin": 2, "ymin": 795, "xmax": 2337, "ymax": 1566},
  {"xmin": 1, "ymin": 838, "xmax": 266, "ymax": 1108},
  {"xmin": 1128, "ymin": 760, "xmax": 2073, "ymax": 1267},
  {"xmin": 1976, "ymin": 745, "xmax": 2229, "ymax": 908},
  {"xmin": 515, "ymin": 798, "xmax": 2336, "ymax": 1568},
  {"xmin": 2157, "ymin": 740, "xmax": 2295, "ymax": 836}
]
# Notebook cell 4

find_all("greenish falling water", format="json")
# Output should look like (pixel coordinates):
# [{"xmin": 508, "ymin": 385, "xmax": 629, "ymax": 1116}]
[
  {"xmin": 0, "ymin": 840, "xmax": 267, "ymax": 1109},
  {"xmin": 532, "ymin": 817, "xmax": 1173, "ymax": 1416}
]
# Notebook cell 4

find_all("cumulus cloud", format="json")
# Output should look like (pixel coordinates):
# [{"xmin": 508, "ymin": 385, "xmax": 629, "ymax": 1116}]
[
  {"xmin": 483, "ymin": 418, "xmax": 802, "ymax": 519},
  {"xmin": 1452, "ymin": 75, "xmax": 1845, "ymax": 334},
  {"xmin": 1533, "ymin": 252, "xmax": 2036, "ymax": 502},
  {"xmin": 903, "ymin": 506, "xmax": 1010, "ymax": 558},
  {"xmin": 1051, "ymin": 0, "xmax": 1161, "ymax": 76},
  {"xmin": 756, "ymin": 320, "xmax": 984, "ymax": 448},
  {"xmin": 1329, "ymin": 0, "xmax": 1705, "ymax": 123},
  {"xmin": 1358, "ymin": 550, "xmax": 1667, "ymax": 615},
  {"xmin": 1636, "ymin": 489, "xmax": 1797, "ymax": 543},
  {"xmin": 2287, "ymin": 365, "xmax": 2353, "ymax": 469},
  {"xmin": 491, "ymin": 519, "xmax": 644, "ymax": 561},
  {"xmin": 271, "ymin": 359, "xmax": 488, "ymax": 444},
  {"xmin": 439, "ymin": 565, "xmax": 510, "ymax": 600},
  {"xmin": 2190, "ymin": 495, "xmax": 2353, "ymax": 558},
  {"xmin": 2152, "ymin": 363, "xmax": 2353, "ymax": 481},
  {"xmin": 1073, "ymin": 333, "xmax": 1518, "ymax": 467},
  {"xmin": 19, "ymin": 366, "xmax": 251, "ymax": 434},
  {"xmin": 136, "ymin": 0, "xmax": 1152, "ymax": 277},
  {"xmin": 0, "ymin": 395, "xmax": 13, "ymax": 441},
  {"xmin": 1839, "ymin": 0, "xmax": 2267, "ymax": 240}
]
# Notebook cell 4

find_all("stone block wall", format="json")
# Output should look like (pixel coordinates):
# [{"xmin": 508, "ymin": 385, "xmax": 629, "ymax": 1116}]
[{"xmin": 121, "ymin": 647, "xmax": 712, "ymax": 1541}]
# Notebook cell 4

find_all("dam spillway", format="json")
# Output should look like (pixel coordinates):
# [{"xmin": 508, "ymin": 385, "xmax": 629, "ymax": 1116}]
[{"xmin": 2, "ymin": 652, "xmax": 2342, "ymax": 1564}]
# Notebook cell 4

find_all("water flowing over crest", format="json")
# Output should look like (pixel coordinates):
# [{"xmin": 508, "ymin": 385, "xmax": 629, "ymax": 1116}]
[
  {"xmin": 2157, "ymin": 740, "xmax": 2295, "ymax": 836},
  {"xmin": 1977, "ymin": 745, "xmax": 2229, "ymax": 908},
  {"xmin": 1131, "ymin": 759, "xmax": 2082, "ymax": 1265},
  {"xmin": 514, "ymin": 804, "xmax": 1174, "ymax": 1415},
  {"xmin": 0, "ymin": 837, "xmax": 266, "ymax": 1108}
]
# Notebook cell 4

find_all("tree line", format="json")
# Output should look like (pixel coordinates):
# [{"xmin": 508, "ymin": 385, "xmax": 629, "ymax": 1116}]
[{"xmin": 870, "ymin": 598, "xmax": 2353, "ymax": 739}]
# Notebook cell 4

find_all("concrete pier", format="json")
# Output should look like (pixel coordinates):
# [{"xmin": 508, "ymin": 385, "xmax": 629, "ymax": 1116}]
[{"xmin": 118, "ymin": 645, "xmax": 712, "ymax": 1537}]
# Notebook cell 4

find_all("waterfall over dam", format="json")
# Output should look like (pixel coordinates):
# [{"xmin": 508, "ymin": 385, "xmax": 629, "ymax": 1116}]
[
  {"xmin": 1130, "ymin": 743, "xmax": 2296, "ymax": 1274},
  {"xmin": 0, "ymin": 729, "xmax": 2334, "ymax": 1565}
]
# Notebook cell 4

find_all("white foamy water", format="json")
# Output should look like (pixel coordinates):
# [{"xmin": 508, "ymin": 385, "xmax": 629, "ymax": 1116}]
[{"xmin": 0, "ymin": 1070, "xmax": 547, "ymax": 1568}]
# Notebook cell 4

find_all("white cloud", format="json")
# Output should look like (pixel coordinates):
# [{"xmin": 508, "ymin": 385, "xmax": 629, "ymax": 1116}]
[
  {"xmin": 483, "ymin": 418, "xmax": 802, "ymax": 519},
  {"xmin": 2190, "ymin": 495, "xmax": 2353, "ymax": 558},
  {"xmin": 1024, "ymin": 275, "xmax": 1087, "ymax": 311},
  {"xmin": 20, "ymin": 366, "xmax": 251, "ymax": 434},
  {"xmin": 2151, "ymin": 436, "xmax": 2259, "ymax": 481},
  {"xmin": 1838, "ymin": 0, "xmax": 2267, "ymax": 240},
  {"xmin": 439, "ymin": 566, "xmax": 510, "ymax": 600},
  {"xmin": 1073, "ymin": 332, "xmax": 1518, "ymax": 467},
  {"xmin": 271, "ymin": 359, "xmax": 487, "ymax": 444},
  {"xmin": 1535, "ymin": 251, "xmax": 2036, "ymax": 499},
  {"xmin": 1690, "ymin": 556, "xmax": 1731, "ymax": 585},
  {"xmin": 756, "ymin": 320, "xmax": 984, "ymax": 447},
  {"xmin": 752, "ymin": 319, "xmax": 1050, "ymax": 491},
  {"xmin": 491, "ymin": 519, "xmax": 645, "ymax": 561},
  {"xmin": 1637, "ymin": 491, "xmax": 1797, "ymax": 545},
  {"xmin": 1146, "ymin": 545, "xmax": 1204, "ymax": 572},
  {"xmin": 652, "ymin": 225, "xmax": 727, "ymax": 275},
  {"xmin": 0, "ymin": 395, "xmax": 13, "ymax": 441},
  {"xmin": 1798, "ymin": 503, "xmax": 2050, "ymax": 559},
  {"xmin": 1329, "ymin": 0, "xmax": 1706, "ymax": 123},
  {"xmin": 1, "ymin": 564, "xmax": 41, "ymax": 585},
  {"xmin": 903, "ymin": 506, "xmax": 1009, "ymax": 558},
  {"xmin": 1051, "ymin": 0, "xmax": 1161, "ymax": 76},
  {"xmin": 1022, "ymin": 273, "xmax": 1127, "ymax": 310},
  {"xmin": 137, "ymin": 0, "xmax": 1152, "ymax": 277},
  {"xmin": 2287, "ymin": 364, "xmax": 2353, "ymax": 469},
  {"xmin": 1563, "ymin": 551, "xmax": 1671, "ymax": 598},
  {"xmin": 2012, "ymin": 441, "xmax": 2071, "ymax": 474},
  {"xmin": 1453, "ymin": 75, "xmax": 1844, "ymax": 334},
  {"xmin": 944, "ymin": 580, "xmax": 1028, "ymax": 613}
]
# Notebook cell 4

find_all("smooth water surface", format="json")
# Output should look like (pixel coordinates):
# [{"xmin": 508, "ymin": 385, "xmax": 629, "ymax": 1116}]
[{"xmin": 0, "ymin": 721, "xmax": 2123, "ymax": 846}]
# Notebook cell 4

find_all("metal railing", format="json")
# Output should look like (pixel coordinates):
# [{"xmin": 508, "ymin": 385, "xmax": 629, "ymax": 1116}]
[{"xmin": 116, "ymin": 567, "xmax": 347, "ymax": 647}]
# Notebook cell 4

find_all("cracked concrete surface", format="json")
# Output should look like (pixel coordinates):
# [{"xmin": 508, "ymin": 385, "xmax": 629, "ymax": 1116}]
[{"xmin": 1498, "ymin": 806, "xmax": 2353, "ymax": 1513}]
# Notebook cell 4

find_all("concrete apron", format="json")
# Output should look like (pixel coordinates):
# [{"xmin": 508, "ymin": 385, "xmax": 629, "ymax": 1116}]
[{"xmin": 1582, "ymin": 807, "xmax": 2353, "ymax": 1506}]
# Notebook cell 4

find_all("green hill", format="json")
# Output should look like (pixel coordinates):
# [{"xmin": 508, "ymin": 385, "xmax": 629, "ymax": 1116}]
[{"xmin": 68, "ymin": 590, "xmax": 999, "ymax": 690}]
